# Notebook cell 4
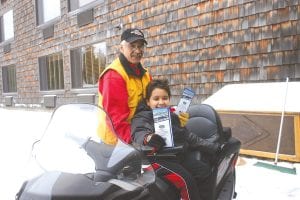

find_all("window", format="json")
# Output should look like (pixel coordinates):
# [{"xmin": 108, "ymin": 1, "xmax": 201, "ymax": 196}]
[
  {"xmin": 39, "ymin": 53, "xmax": 64, "ymax": 91},
  {"xmin": 70, "ymin": 42, "xmax": 106, "ymax": 88},
  {"xmin": 0, "ymin": 10, "xmax": 14, "ymax": 42},
  {"xmin": 2, "ymin": 65, "xmax": 17, "ymax": 93},
  {"xmin": 69, "ymin": 0, "xmax": 97, "ymax": 11},
  {"xmin": 36, "ymin": 0, "xmax": 60, "ymax": 25}
]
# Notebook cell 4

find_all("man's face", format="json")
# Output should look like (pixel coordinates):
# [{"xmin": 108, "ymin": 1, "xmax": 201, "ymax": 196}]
[{"xmin": 120, "ymin": 40, "xmax": 145, "ymax": 64}]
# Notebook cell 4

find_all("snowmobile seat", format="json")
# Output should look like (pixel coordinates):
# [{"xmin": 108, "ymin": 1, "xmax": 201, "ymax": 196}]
[{"xmin": 185, "ymin": 104, "xmax": 241, "ymax": 200}]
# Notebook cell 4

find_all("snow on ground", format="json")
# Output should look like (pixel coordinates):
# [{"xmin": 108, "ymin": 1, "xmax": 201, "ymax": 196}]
[
  {"xmin": 235, "ymin": 157, "xmax": 300, "ymax": 200},
  {"xmin": 0, "ymin": 108, "xmax": 52, "ymax": 200},
  {"xmin": 0, "ymin": 107, "xmax": 299, "ymax": 200}
]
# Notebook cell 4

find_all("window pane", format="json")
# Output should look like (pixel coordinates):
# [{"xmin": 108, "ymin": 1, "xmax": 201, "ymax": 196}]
[
  {"xmin": 70, "ymin": 49, "xmax": 82, "ymax": 88},
  {"xmin": 3, "ymin": 10, "xmax": 14, "ymax": 40},
  {"xmin": 8, "ymin": 66, "xmax": 17, "ymax": 92},
  {"xmin": 39, "ymin": 53, "xmax": 64, "ymax": 91},
  {"xmin": 71, "ymin": 42, "xmax": 106, "ymax": 88},
  {"xmin": 43, "ymin": 0, "xmax": 60, "ymax": 23},
  {"xmin": 82, "ymin": 42, "xmax": 106, "ymax": 86},
  {"xmin": 2, "ymin": 65, "xmax": 17, "ymax": 93},
  {"xmin": 47, "ymin": 53, "xmax": 64, "ymax": 90}
]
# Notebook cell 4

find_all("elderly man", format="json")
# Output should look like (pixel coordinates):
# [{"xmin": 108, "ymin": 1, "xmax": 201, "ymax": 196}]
[{"xmin": 98, "ymin": 28, "xmax": 151, "ymax": 145}]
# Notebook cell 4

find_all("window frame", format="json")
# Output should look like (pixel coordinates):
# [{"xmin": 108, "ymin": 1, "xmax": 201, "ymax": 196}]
[
  {"xmin": 0, "ymin": 9, "xmax": 14, "ymax": 43},
  {"xmin": 70, "ymin": 42, "xmax": 107, "ymax": 89},
  {"xmin": 36, "ymin": 0, "xmax": 61, "ymax": 26},
  {"xmin": 2, "ymin": 64, "xmax": 17, "ymax": 94}
]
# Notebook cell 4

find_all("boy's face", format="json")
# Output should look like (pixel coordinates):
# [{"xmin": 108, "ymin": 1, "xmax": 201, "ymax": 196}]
[{"xmin": 147, "ymin": 88, "xmax": 170, "ymax": 109}]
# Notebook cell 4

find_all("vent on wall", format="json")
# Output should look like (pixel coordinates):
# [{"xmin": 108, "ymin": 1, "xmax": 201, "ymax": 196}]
[
  {"xmin": 77, "ymin": 94, "xmax": 95, "ymax": 104},
  {"xmin": 43, "ymin": 95, "xmax": 57, "ymax": 108},
  {"xmin": 77, "ymin": 8, "xmax": 94, "ymax": 27},
  {"xmin": 3, "ymin": 43, "xmax": 11, "ymax": 53},
  {"xmin": 4, "ymin": 96, "xmax": 13, "ymax": 106},
  {"xmin": 43, "ymin": 24, "xmax": 54, "ymax": 39}
]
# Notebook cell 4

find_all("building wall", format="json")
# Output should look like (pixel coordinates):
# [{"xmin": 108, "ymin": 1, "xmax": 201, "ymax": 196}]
[{"xmin": 0, "ymin": 0, "xmax": 300, "ymax": 108}]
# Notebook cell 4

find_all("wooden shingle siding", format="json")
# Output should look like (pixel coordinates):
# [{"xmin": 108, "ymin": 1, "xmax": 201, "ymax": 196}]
[
  {"xmin": 1, "ymin": 0, "xmax": 300, "ymax": 107},
  {"xmin": 145, "ymin": 0, "xmax": 300, "ymax": 102}
]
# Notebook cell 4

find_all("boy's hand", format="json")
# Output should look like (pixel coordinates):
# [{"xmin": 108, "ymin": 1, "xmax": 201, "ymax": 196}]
[
  {"xmin": 178, "ymin": 112, "xmax": 189, "ymax": 127},
  {"xmin": 145, "ymin": 134, "xmax": 166, "ymax": 151}
]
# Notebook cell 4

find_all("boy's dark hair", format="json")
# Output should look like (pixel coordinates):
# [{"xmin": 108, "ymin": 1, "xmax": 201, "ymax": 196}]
[{"xmin": 145, "ymin": 79, "xmax": 171, "ymax": 100}]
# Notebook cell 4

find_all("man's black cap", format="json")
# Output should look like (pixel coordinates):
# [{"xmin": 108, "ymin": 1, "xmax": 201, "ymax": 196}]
[{"xmin": 121, "ymin": 28, "xmax": 147, "ymax": 44}]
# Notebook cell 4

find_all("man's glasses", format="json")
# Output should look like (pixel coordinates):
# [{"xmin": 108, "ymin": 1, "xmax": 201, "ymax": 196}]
[{"xmin": 126, "ymin": 43, "xmax": 145, "ymax": 51}]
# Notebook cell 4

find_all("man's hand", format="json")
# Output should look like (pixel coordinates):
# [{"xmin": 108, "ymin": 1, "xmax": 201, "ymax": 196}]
[{"xmin": 178, "ymin": 112, "xmax": 189, "ymax": 127}]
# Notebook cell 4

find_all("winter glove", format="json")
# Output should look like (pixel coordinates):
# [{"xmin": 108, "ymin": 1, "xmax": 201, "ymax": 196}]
[
  {"xmin": 178, "ymin": 112, "xmax": 189, "ymax": 127},
  {"xmin": 144, "ymin": 134, "xmax": 166, "ymax": 151},
  {"xmin": 185, "ymin": 131, "xmax": 221, "ymax": 154}
]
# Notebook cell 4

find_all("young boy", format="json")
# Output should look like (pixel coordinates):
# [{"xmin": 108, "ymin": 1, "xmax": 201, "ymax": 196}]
[
  {"xmin": 131, "ymin": 79, "xmax": 220, "ymax": 200},
  {"xmin": 131, "ymin": 79, "xmax": 220, "ymax": 154}
]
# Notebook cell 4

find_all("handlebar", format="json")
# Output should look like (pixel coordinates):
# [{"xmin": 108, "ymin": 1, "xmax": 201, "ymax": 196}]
[{"xmin": 138, "ymin": 144, "xmax": 185, "ymax": 155}]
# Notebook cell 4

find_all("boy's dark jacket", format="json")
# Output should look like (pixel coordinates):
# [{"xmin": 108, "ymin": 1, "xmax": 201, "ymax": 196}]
[
  {"xmin": 131, "ymin": 100, "xmax": 186, "ymax": 146},
  {"xmin": 131, "ymin": 100, "xmax": 220, "ymax": 154}
]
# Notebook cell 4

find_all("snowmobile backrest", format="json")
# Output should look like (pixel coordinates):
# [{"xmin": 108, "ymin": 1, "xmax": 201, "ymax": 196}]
[
  {"xmin": 222, "ymin": 126, "xmax": 232, "ymax": 141},
  {"xmin": 186, "ymin": 104, "xmax": 225, "ymax": 144}
]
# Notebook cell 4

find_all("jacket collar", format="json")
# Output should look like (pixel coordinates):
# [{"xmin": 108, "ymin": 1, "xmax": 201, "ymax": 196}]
[{"xmin": 135, "ymin": 99, "xmax": 151, "ymax": 114}]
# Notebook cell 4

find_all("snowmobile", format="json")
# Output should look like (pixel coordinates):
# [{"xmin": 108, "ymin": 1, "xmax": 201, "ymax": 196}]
[{"xmin": 15, "ymin": 103, "xmax": 241, "ymax": 200}]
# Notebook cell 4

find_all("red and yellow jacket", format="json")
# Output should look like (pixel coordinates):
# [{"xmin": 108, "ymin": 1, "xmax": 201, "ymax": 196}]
[{"xmin": 98, "ymin": 54, "xmax": 151, "ymax": 145}]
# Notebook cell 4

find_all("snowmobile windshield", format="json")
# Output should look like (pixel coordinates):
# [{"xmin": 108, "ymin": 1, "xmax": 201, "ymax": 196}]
[{"xmin": 31, "ymin": 104, "xmax": 155, "ymax": 188}]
